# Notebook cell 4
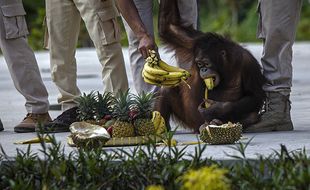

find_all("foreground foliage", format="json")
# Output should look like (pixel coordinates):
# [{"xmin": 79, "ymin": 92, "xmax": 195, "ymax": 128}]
[{"xmin": 0, "ymin": 135, "xmax": 309, "ymax": 190}]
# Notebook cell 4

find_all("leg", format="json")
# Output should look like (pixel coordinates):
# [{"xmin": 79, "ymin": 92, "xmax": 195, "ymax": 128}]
[
  {"xmin": 76, "ymin": 0, "xmax": 128, "ymax": 93},
  {"xmin": 0, "ymin": 0, "xmax": 49, "ymax": 114},
  {"xmin": 122, "ymin": 0, "xmax": 158, "ymax": 93},
  {"xmin": 245, "ymin": 0, "xmax": 302, "ymax": 133},
  {"xmin": 0, "ymin": 0, "xmax": 51, "ymax": 132},
  {"xmin": 40, "ymin": 0, "xmax": 81, "ymax": 133},
  {"xmin": 46, "ymin": 0, "xmax": 81, "ymax": 111},
  {"xmin": 178, "ymin": 0, "xmax": 198, "ymax": 29},
  {"xmin": 259, "ymin": 0, "xmax": 302, "ymax": 94}
]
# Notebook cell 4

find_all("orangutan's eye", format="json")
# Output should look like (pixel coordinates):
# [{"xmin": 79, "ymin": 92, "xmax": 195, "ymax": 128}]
[
  {"xmin": 197, "ymin": 62, "xmax": 204, "ymax": 67},
  {"xmin": 205, "ymin": 62, "xmax": 212, "ymax": 68}
]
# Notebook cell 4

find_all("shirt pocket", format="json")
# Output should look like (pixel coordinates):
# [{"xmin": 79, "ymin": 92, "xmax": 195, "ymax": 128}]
[
  {"xmin": 96, "ymin": 6, "xmax": 121, "ymax": 45},
  {"xmin": 1, "ymin": 3, "xmax": 29, "ymax": 39}
]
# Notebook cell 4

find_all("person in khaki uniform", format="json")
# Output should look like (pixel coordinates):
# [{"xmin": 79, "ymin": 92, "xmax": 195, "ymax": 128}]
[
  {"xmin": 244, "ymin": 0, "xmax": 303, "ymax": 132},
  {"xmin": 122, "ymin": 0, "xmax": 198, "ymax": 93},
  {"xmin": 42, "ymin": 0, "xmax": 157, "ymax": 133},
  {"xmin": 0, "ymin": 0, "xmax": 51, "ymax": 133}
]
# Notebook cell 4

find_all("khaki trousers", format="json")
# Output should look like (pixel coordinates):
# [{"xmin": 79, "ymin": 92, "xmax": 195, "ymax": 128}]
[
  {"xmin": 45, "ymin": 0, "xmax": 128, "ymax": 111},
  {"xmin": 122, "ymin": 0, "xmax": 198, "ymax": 93},
  {"xmin": 257, "ymin": 0, "xmax": 302, "ymax": 95},
  {"xmin": 0, "ymin": 0, "xmax": 49, "ymax": 113}
]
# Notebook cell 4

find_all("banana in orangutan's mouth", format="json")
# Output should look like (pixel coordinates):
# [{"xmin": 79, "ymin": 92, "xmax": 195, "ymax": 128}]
[{"xmin": 204, "ymin": 78, "xmax": 214, "ymax": 108}]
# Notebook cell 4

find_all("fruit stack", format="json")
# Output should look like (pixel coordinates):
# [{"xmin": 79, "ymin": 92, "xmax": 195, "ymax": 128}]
[
  {"xmin": 69, "ymin": 90, "xmax": 167, "ymax": 148},
  {"xmin": 142, "ymin": 50, "xmax": 191, "ymax": 87},
  {"xmin": 111, "ymin": 90, "xmax": 166, "ymax": 138}
]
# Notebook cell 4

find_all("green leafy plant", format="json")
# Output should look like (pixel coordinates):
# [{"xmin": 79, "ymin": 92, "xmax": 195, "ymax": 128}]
[{"xmin": 0, "ymin": 133, "xmax": 309, "ymax": 190}]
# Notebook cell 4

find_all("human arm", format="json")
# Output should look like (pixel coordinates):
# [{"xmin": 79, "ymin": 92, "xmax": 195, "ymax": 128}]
[{"xmin": 115, "ymin": 0, "xmax": 158, "ymax": 58}]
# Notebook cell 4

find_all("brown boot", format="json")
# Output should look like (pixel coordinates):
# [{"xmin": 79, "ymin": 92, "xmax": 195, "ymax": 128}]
[
  {"xmin": 244, "ymin": 92, "xmax": 293, "ymax": 133},
  {"xmin": 14, "ymin": 113, "xmax": 52, "ymax": 133}
]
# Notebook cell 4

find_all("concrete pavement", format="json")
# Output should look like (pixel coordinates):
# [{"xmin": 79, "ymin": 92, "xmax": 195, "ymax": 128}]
[{"xmin": 0, "ymin": 43, "xmax": 310, "ymax": 159}]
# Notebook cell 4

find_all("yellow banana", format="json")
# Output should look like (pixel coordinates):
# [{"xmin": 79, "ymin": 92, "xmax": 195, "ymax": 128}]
[
  {"xmin": 181, "ymin": 76, "xmax": 188, "ymax": 80},
  {"xmin": 142, "ymin": 70, "xmax": 165, "ymax": 82},
  {"xmin": 204, "ymin": 88, "xmax": 210, "ymax": 108},
  {"xmin": 145, "ymin": 57, "xmax": 153, "ymax": 63},
  {"xmin": 204, "ymin": 78, "xmax": 214, "ymax": 108},
  {"xmin": 161, "ymin": 79, "xmax": 181, "ymax": 85},
  {"xmin": 163, "ymin": 71, "xmax": 185, "ymax": 80},
  {"xmin": 158, "ymin": 60, "xmax": 186, "ymax": 72},
  {"xmin": 143, "ymin": 72, "xmax": 180, "ymax": 86},
  {"xmin": 143, "ymin": 76, "xmax": 161, "ymax": 85},
  {"xmin": 157, "ymin": 115, "xmax": 167, "ymax": 134},
  {"xmin": 162, "ymin": 139, "xmax": 177, "ymax": 147},
  {"xmin": 143, "ymin": 50, "xmax": 191, "ymax": 88},
  {"xmin": 144, "ymin": 63, "xmax": 169, "ymax": 75},
  {"xmin": 152, "ymin": 111, "xmax": 162, "ymax": 128},
  {"xmin": 204, "ymin": 78, "xmax": 214, "ymax": 90},
  {"xmin": 149, "ymin": 49, "xmax": 157, "ymax": 54},
  {"xmin": 152, "ymin": 111, "xmax": 167, "ymax": 134},
  {"xmin": 158, "ymin": 60, "xmax": 191, "ymax": 78},
  {"xmin": 14, "ymin": 136, "xmax": 52, "ymax": 144}
]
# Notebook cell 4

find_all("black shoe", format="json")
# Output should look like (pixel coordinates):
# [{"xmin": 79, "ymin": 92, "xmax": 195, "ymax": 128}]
[
  {"xmin": 36, "ymin": 107, "xmax": 78, "ymax": 133},
  {"xmin": 0, "ymin": 119, "xmax": 3, "ymax": 132}
]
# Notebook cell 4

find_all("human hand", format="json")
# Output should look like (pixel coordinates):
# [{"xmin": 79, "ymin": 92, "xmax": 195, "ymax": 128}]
[{"xmin": 138, "ymin": 33, "xmax": 158, "ymax": 59}]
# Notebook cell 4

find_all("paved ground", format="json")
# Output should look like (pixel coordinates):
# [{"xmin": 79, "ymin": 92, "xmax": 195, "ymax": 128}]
[{"xmin": 0, "ymin": 43, "xmax": 310, "ymax": 159}]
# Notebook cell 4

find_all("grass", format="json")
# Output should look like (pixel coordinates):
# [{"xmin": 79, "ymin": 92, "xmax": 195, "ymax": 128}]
[{"xmin": 0, "ymin": 133, "xmax": 309, "ymax": 190}]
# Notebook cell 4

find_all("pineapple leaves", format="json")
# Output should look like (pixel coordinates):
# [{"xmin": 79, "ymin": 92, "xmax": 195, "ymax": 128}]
[{"xmin": 75, "ymin": 91, "xmax": 114, "ymax": 122}]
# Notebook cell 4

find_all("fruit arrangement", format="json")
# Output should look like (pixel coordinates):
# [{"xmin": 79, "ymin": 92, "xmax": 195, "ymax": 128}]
[
  {"xmin": 111, "ymin": 90, "xmax": 166, "ymax": 138},
  {"xmin": 76, "ymin": 89, "xmax": 166, "ymax": 141},
  {"xmin": 142, "ymin": 50, "xmax": 191, "ymax": 87}
]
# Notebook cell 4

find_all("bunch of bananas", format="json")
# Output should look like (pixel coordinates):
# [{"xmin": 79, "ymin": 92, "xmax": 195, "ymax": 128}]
[
  {"xmin": 151, "ymin": 111, "xmax": 167, "ymax": 134},
  {"xmin": 142, "ymin": 50, "xmax": 191, "ymax": 87},
  {"xmin": 204, "ymin": 78, "xmax": 214, "ymax": 108}
]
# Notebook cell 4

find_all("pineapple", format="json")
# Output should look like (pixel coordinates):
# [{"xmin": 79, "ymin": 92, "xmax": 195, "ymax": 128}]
[
  {"xmin": 111, "ymin": 89, "xmax": 135, "ymax": 138},
  {"xmin": 132, "ymin": 91, "xmax": 156, "ymax": 136},
  {"xmin": 94, "ymin": 91, "xmax": 113, "ymax": 126},
  {"xmin": 75, "ymin": 91, "xmax": 96, "ymax": 123}
]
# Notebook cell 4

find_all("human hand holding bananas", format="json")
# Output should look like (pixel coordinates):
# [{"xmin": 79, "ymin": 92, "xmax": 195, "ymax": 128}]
[{"xmin": 142, "ymin": 50, "xmax": 191, "ymax": 87}]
